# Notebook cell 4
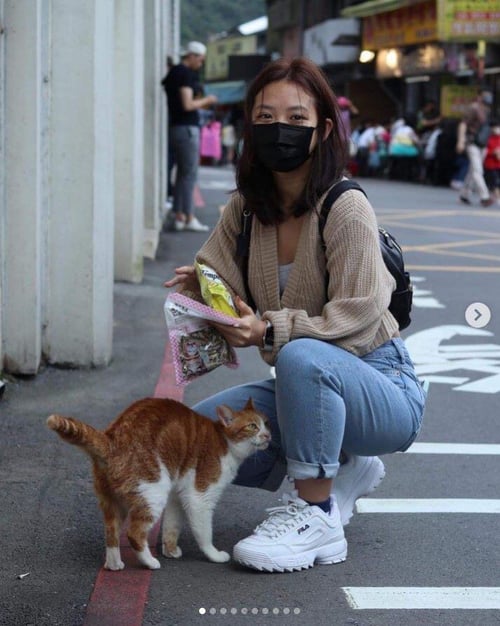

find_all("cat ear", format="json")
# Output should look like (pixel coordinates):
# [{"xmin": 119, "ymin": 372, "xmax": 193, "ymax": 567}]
[
  {"xmin": 216, "ymin": 405, "xmax": 234, "ymax": 427},
  {"xmin": 244, "ymin": 397, "xmax": 255, "ymax": 410}
]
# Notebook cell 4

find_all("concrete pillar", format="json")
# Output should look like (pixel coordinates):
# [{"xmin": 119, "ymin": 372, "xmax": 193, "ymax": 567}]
[
  {"xmin": 44, "ymin": 0, "xmax": 114, "ymax": 367},
  {"xmin": 1, "ymin": 0, "xmax": 43, "ymax": 373},
  {"xmin": 114, "ymin": 0, "xmax": 144, "ymax": 281},
  {"xmin": 143, "ymin": 0, "xmax": 163, "ymax": 259}
]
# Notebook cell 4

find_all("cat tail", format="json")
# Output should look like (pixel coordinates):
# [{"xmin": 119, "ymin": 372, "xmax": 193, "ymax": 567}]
[{"xmin": 47, "ymin": 415, "xmax": 110, "ymax": 462}]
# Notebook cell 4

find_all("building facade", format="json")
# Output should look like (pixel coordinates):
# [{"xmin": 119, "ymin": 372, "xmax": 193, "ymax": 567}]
[{"xmin": 266, "ymin": 0, "xmax": 499, "ymax": 122}]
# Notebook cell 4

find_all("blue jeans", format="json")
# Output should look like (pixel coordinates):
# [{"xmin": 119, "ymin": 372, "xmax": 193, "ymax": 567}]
[
  {"xmin": 169, "ymin": 125, "xmax": 200, "ymax": 218},
  {"xmin": 193, "ymin": 338, "xmax": 427, "ymax": 491}
]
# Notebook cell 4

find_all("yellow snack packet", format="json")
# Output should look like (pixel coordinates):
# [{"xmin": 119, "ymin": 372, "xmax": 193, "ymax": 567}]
[{"xmin": 195, "ymin": 262, "xmax": 239, "ymax": 317}]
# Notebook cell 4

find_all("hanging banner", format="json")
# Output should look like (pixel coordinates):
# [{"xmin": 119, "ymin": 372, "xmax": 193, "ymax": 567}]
[{"xmin": 437, "ymin": 0, "xmax": 500, "ymax": 41}]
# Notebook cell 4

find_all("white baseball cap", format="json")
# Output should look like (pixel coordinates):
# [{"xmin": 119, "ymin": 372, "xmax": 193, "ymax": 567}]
[{"xmin": 182, "ymin": 41, "xmax": 207, "ymax": 57}]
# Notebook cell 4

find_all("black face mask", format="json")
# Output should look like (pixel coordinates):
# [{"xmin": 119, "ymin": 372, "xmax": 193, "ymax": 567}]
[{"xmin": 252, "ymin": 122, "xmax": 315, "ymax": 172}]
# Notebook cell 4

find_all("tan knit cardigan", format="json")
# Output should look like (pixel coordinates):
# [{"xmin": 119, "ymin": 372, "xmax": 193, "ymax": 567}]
[{"xmin": 194, "ymin": 187, "xmax": 399, "ymax": 365}]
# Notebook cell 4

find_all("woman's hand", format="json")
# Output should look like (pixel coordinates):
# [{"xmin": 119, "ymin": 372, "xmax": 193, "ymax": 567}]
[
  {"xmin": 164, "ymin": 265, "xmax": 199, "ymax": 292},
  {"xmin": 212, "ymin": 296, "xmax": 267, "ymax": 348}
]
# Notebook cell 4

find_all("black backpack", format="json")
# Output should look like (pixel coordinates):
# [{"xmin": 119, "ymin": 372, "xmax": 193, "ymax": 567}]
[{"xmin": 237, "ymin": 179, "xmax": 413, "ymax": 330}]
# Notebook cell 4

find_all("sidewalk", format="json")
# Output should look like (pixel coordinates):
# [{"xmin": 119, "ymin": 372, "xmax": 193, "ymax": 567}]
[{"xmin": 0, "ymin": 170, "xmax": 275, "ymax": 626}]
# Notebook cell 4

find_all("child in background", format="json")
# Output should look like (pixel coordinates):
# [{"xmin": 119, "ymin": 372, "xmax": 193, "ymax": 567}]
[{"xmin": 483, "ymin": 119, "xmax": 500, "ymax": 206}]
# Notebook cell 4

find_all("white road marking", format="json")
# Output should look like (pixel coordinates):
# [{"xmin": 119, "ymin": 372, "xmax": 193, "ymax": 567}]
[
  {"xmin": 356, "ymin": 498, "xmax": 500, "ymax": 514},
  {"xmin": 406, "ymin": 325, "xmax": 500, "ymax": 394},
  {"xmin": 343, "ymin": 587, "xmax": 500, "ymax": 610},
  {"xmin": 406, "ymin": 442, "xmax": 500, "ymax": 455},
  {"xmin": 411, "ymin": 276, "xmax": 446, "ymax": 309}
]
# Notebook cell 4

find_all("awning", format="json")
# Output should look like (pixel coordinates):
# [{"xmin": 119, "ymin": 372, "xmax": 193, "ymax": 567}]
[
  {"xmin": 341, "ymin": 0, "xmax": 427, "ymax": 18},
  {"xmin": 205, "ymin": 80, "xmax": 246, "ymax": 105}
]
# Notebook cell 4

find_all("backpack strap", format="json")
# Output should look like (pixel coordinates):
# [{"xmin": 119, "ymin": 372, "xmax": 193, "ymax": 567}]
[
  {"xmin": 237, "ymin": 209, "xmax": 256, "ymax": 311},
  {"xmin": 319, "ymin": 180, "xmax": 367, "ymax": 301},
  {"xmin": 318, "ymin": 180, "xmax": 367, "ymax": 248}
]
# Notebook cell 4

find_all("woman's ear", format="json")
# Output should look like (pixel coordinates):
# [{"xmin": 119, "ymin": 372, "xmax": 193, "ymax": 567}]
[{"xmin": 323, "ymin": 118, "xmax": 333, "ymax": 141}]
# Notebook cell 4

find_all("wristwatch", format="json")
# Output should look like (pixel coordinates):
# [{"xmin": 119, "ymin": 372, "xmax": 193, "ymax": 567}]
[{"xmin": 262, "ymin": 321, "xmax": 274, "ymax": 352}]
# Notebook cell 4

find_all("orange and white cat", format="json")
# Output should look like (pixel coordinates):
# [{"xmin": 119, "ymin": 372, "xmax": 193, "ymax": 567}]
[{"xmin": 47, "ymin": 397, "xmax": 270, "ymax": 570}]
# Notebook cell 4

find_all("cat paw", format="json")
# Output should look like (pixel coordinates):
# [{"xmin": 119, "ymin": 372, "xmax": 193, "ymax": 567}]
[
  {"xmin": 136, "ymin": 550, "xmax": 162, "ymax": 570},
  {"xmin": 104, "ymin": 547, "xmax": 124, "ymax": 571},
  {"xmin": 104, "ymin": 559, "xmax": 125, "ymax": 571},
  {"xmin": 146, "ymin": 557, "xmax": 162, "ymax": 570},
  {"xmin": 163, "ymin": 544, "xmax": 182, "ymax": 559},
  {"xmin": 206, "ymin": 549, "xmax": 230, "ymax": 563}
]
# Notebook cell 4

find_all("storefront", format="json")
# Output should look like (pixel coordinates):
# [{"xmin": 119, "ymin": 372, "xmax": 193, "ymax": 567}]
[{"xmin": 342, "ymin": 0, "xmax": 500, "ymax": 119}]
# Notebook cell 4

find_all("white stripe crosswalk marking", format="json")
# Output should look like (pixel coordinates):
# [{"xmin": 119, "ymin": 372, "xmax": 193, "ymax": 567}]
[
  {"xmin": 406, "ymin": 442, "xmax": 500, "ymax": 455},
  {"xmin": 356, "ymin": 498, "xmax": 500, "ymax": 514},
  {"xmin": 343, "ymin": 587, "xmax": 500, "ymax": 610}
]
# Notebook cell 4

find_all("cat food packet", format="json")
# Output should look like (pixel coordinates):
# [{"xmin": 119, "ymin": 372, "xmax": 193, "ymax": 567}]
[
  {"xmin": 195, "ymin": 262, "xmax": 239, "ymax": 318},
  {"xmin": 164, "ymin": 293, "xmax": 240, "ymax": 386}
]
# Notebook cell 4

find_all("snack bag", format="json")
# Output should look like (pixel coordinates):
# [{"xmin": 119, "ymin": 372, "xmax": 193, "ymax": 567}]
[
  {"xmin": 164, "ymin": 292, "xmax": 240, "ymax": 386},
  {"xmin": 195, "ymin": 262, "xmax": 239, "ymax": 317}
]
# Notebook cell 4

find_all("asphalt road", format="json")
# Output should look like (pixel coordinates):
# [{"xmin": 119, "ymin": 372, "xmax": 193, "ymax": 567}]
[{"xmin": 1, "ymin": 166, "xmax": 499, "ymax": 626}]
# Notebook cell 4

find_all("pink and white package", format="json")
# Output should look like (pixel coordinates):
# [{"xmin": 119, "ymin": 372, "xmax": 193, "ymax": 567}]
[{"xmin": 164, "ymin": 292, "xmax": 241, "ymax": 386}]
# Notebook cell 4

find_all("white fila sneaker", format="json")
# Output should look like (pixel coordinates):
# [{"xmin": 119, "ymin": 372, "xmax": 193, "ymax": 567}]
[
  {"xmin": 334, "ymin": 455, "xmax": 385, "ymax": 526},
  {"xmin": 232, "ymin": 492, "xmax": 347, "ymax": 573}
]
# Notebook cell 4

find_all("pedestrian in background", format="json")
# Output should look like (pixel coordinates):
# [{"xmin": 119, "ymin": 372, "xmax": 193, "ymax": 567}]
[
  {"xmin": 417, "ymin": 99, "xmax": 442, "ymax": 183},
  {"xmin": 162, "ymin": 55, "xmax": 176, "ymax": 213},
  {"xmin": 417, "ymin": 99, "xmax": 441, "ymax": 140},
  {"xmin": 354, "ymin": 118, "xmax": 375, "ymax": 177},
  {"xmin": 165, "ymin": 57, "xmax": 426, "ymax": 573},
  {"xmin": 483, "ymin": 118, "xmax": 500, "ymax": 206},
  {"xmin": 337, "ymin": 96, "xmax": 359, "ymax": 141},
  {"xmin": 221, "ymin": 116, "xmax": 236, "ymax": 166},
  {"xmin": 388, "ymin": 115, "xmax": 421, "ymax": 180},
  {"xmin": 447, "ymin": 118, "xmax": 469, "ymax": 190},
  {"xmin": 162, "ymin": 41, "xmax": 218, "ymax": 232},
  {"xmin": 457, "ymin": 87, "xmax": 494, "ymax": 207}
]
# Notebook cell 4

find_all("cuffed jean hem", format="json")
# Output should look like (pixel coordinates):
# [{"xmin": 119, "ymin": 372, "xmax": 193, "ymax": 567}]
[{"xmin": 286, "ymin": 458, "xmax": 340, "ymax": 481}]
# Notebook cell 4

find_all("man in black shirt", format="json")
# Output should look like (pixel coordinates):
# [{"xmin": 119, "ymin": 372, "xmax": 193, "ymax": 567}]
[{"xmin": 162, "ymin": 42, "xmax": 218, "ymax": 231}]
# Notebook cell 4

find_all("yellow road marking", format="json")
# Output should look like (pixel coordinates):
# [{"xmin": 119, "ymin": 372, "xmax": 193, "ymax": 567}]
[
  {"xmin": 407, "ymin": 249, "xmax": 500, "ymax": 262},
  {"xmin": 404, "ymin": 238, "xmax": 500, "ymax": 252},
  {"xmin": 374, "ymin": 208, "xmax": 500, "ymax": 271},
  {"xmin": 407, "ymin": 265, "xmax": 500, "ymax": 272},
  {"xmin": 380, "ymin": 219, "xmax": 500, "ymax": 239}
]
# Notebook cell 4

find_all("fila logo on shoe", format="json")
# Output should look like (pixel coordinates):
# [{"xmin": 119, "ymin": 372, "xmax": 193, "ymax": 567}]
[{"xmin": 297, "ymin": 524, "xmax": 310, "ymax": 535}]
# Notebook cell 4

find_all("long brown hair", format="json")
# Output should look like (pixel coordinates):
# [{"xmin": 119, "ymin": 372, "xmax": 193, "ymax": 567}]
[{"xmin": 236, "ymin": 57, "xmax": 349, "ymax": 225}]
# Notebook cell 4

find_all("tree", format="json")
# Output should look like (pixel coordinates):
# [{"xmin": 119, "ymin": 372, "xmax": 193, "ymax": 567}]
[{"xmin": 181, "ymin": 0, "xmax": 266, "ymax": 43}]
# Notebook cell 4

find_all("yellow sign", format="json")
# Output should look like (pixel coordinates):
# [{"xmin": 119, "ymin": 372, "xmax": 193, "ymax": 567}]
[
  {"xmin": 440, "ymin": 84, "xmax": 478, "ymax": 118},
  {"xmin": 437, "ymin": 0, "xmax": 500, "ymax": 41},
  {"xmin": 363, "ymin": 1, "xmax": 437, "ymax": 50},
  {"xmin": 205, "ymin": 35, "xmax": 257, "ymax": 81}
]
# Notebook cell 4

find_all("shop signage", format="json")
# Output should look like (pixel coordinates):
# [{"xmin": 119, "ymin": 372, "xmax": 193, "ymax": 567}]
[
  {"xmin": 363, "ymin": 0, "xmax": 437, "ymax": 50},
  {"xmin": 206, "ymin": 35, "xmax": 258, "ymax": 81},
  {"xmin": 437, "ymin": 0, "xmax": 500, "ymax": 41},
  {"xmin": 440, "ymin": 84, "xmax": 479, "ymax": 118}
]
